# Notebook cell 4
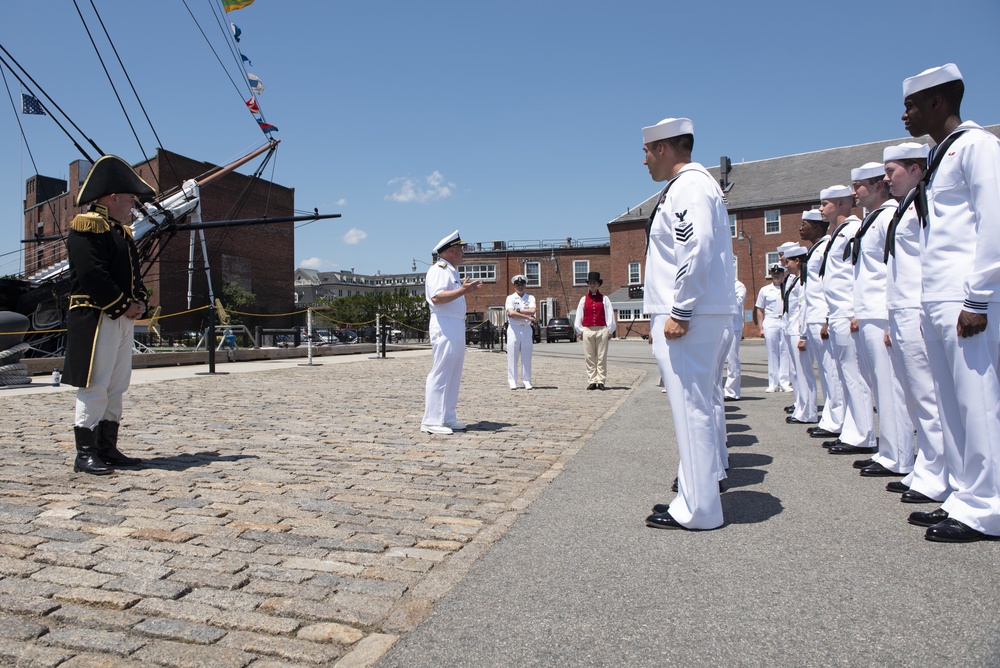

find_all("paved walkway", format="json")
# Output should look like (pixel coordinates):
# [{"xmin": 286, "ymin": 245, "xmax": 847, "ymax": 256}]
[{"xmin": 0, "ymin": 347, "xmax": 642, "ymax": 666}]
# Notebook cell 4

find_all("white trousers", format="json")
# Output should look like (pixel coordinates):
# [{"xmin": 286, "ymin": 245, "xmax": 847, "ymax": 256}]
[
  {"xmin": 888, "ymin": 307, "xmax": 950, "ymax": 501},
  {"xmin": 857, "ymin": 318, "xmax": 914, "ymax": 473},
  {"xmin": 762, "ymin": 318, "xmax": 788, "ymax": 390},
  {"xmin": 651, "ymin": 314, "xmax": 728, "ymax": 530},
  {"xmin": 804, "ymin": 322, "xmax": 844, "ymax": 432},
  {"xmin": 786, "ymin": 331, "xmax": 817, "ymax": 422},
  {"xmin": 714, "ymin": 325, "xmax": 734, "ymax": 474},
  {"xmin": 75, "ymin": 314, "xmax": 135, "ymax": 429},
  {"xmin": 724, "ymin": 320, "xmax": 741, "ymax": 399},
  {"xmin": 828, "ymin": 317, "xmax": 874, "ymax": 447},
  {"xmin": 582, "ymin": 327, "xmax": 610, "ymax": 384},
  {"xmin": 923, "ymin": 301, "xmax": 1000, "ymax": 535},
  {"xmin": 506, "ymin": 325, "xmax": 533, "ymax": 388},
  {"xmin": 422, "ymin": 314, "xmax": 465, "ymax": 427}
]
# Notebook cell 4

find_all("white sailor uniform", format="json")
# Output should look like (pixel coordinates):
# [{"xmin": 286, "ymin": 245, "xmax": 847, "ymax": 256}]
[
  {"xmin": 822, "ymin": 216, "xmax": 874, "ymax": 448},
  {"xmin": 724, "ymin": 280, "xmax": 746, "ymax": 399},
  {"xmin": 645, "ymin": 163, "xmax": 736, "ymax": 530},
  {"xmin": 920, "ymin": 122, "xmax": 1000, "ymax": 536},
  {"xmin": 755, "ymin": 282, "xmax": 786, "ymax": 392},
  {"xmin": 782, "ymin": 274, "xmax": 812, "ymax": 421},
  {"xmin": 852, "ymin": 202, "xmax": 914, "ymax": 472},
  {"xmin": 505, "ymin": 291, "xmax": 536, "ymax": 389},
  {"xmin": 802, "ymin": 236, "xmax": 844, "ymax": 432},
  {"xmin": 422, "ymin": 259, "xmax": 466, "ymax": 429}
]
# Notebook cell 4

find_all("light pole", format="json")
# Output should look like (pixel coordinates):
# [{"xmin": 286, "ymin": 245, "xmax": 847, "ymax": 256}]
[{"xmin": 738, "ymin": 227, "xmax": 756, "ymax": 302}]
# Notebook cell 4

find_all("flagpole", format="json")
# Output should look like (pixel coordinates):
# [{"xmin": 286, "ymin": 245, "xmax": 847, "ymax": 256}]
[{"xmin": 18, "ymin": 86, "xmax": 24, "ymax": 275}]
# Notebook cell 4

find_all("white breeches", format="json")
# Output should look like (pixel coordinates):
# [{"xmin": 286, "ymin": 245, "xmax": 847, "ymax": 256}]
[{"xmin": 75, "ymin": 314, "xmax": 135, "ymax": 429}]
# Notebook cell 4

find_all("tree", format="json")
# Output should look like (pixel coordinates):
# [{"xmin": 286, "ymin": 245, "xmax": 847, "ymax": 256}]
[
  {"xmin": 219, "ymin": 281, "xmax": 256, "ymax": 325},
  {"xmin": 316, "ymin": 289, "xmax": 428, "ymax": 337}
]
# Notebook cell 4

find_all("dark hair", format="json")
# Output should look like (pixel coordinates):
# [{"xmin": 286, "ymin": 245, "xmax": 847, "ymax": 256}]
[
  {"xmin": 664, "ymin": 133, "xmax": 694, "ymax": 155},
  {"xmin": 920, "ymin": 79, "xmax": 964, "ymax": 115},
  {"xmin": 894, "ymin": 157, "xmax": 927, "ymax": 170}
]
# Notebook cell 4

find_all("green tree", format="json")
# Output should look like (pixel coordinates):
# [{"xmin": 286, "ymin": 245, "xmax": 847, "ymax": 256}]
[
  {"xmin": 219, "ymin": 281, "xmax": 256, "ymax": 325},
  {"xmin": 316, "ymin": 289, "xmax": 428, "ymax": 337}
]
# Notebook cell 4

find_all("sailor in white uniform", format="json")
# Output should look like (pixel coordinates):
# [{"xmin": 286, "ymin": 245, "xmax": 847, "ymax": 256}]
[
  {"xmin": 799, "ymin": 210, "xmax": 845, "ymax": 438},
  {"xmin": 848, "ymin": 162, "xmax": 913, "ymax": 478},
  {"xmin": 819, "ymin": 185, "xmax": 875, "ymax": 456},
  {"xmin": 724, "ymin": 266, "xmax": 747, "ymax": 400},
  {"xmin": 755, "ymin": 264, "xmax": 788, "ymax": 392},
  {"xmin": 421, "ymin": 231, "xmax": 482, "ymax": 435},
  {"xmin": 882, "ymin": 142, "xmax": 951, "ymax": 505},
  {"xmin": 638, "ymin": 117, "xmax": 736, "ymax": 531},
  {"xmin": 900, "ymin": 64, "xmax": 1000, "ymax": 542},
  {"xmin": 505, "ymin": 274, "xmax": 536, "ymax": 390},
  {"xmin": 776, "ymin": 241, "xmax": 799, "ymax": 391},
  {"xmin": 780, "ymin": 244, "xmax": 815, "ymax": 424}
]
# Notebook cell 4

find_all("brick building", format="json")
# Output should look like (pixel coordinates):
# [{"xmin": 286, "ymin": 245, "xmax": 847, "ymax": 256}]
[{"xmin": 22, "ymin": 149, "xmax": 295, "ymax": 333}]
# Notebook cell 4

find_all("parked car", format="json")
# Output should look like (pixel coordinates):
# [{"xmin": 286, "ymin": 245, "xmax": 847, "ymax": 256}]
[
  {"xmin": 332, "ymin": 329, "xmax": 358, "ymax": 343},
  {"xmin": 466, "ymin": 320, "xmax": 499, "ymax": 346},
  {"xmin": 545, "ymin": 317, "xmax": 577, "ymax": 343},
  {"xmin": 530, "ymin": 320, "xmax": 542, "ymax": 344}
]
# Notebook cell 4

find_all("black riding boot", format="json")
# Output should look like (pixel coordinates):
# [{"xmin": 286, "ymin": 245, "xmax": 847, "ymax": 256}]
[
  {"xmin": 73, "ymin": 426, "xmax": 112, "ymax": 475},
  {"xmin": 96, "ymin": 420, "xmax": 141, "ymax": 467}
]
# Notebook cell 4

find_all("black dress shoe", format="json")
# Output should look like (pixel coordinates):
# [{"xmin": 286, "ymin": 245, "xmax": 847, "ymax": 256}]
[
  {"xmin": 886, "ymin": 481, "xmax": 909, "ymax": 494},
  {"xmin": 786, "ymin": 416, "xmax": 817, "ymax": 424},
  {"xmin": 652, "ymin": 503, "xmax": 670, "ymax": 514},
  {"xmin": 822, "ymin": 439, "xmax": 843, "ymax": 449},
  {"xmin": 587, "ymin": 383, "xmax": 597, "ymax": 390},
  {"xmin": 860, "ymin": 462, "xmax": 905, "ymax": 477},
  {"xmin": 901, "ymin": 490, "xmax": 938, "ymax": 504},
  {"xmin": 784, "ymin": 405, "xmax": 795, "ymax": 414},
  {"xmin": 908, "ymin": 507, "xmax": 948, "ymax": 528},
  {"xmin": 597, "ymin": 383, "xmax": 605, "ymax": 390},
  {"xmin": 809, "ymin": 428, "xmax": 841, "ymax": 438},
  {"xmin": 645, "ymin": 511, "xmax": 694, "ymax": 530},
  {"xmin": 925, "ymin": 518, "xmax": 999, "ymax": 543},
  {"xmin": 724, "ymin": 396, "xmax": 740, "ymax": 402},
  {"xmin": 852, "ymin": 457, "xmax": 875, "ymax": 469},
  {"xmin": 828, "ymin": 443, "xmax": 878, "ymax": 455}
]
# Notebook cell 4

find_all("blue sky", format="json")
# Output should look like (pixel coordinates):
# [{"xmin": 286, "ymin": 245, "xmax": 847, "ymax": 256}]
[{"xmin": 2, "ymin": 0, "xmax": 999, "ymax": 278}]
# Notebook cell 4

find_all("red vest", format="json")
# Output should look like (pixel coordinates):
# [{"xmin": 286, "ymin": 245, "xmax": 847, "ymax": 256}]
[{"xmin": 582, "ymin": 291, "xmax": 607, "ymax": 327}]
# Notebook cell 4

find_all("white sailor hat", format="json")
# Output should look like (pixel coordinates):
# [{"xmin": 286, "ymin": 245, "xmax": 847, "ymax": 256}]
[
  {"xmin": 851, "ymin": 162, "xmax": 885, "ymax": 182},
  {"xmin": 642, "ymin": 117, "xmax": 694, "ymax": 145},
  {"xmin": 511, "ymin": 274, "xmax": 527, "ymax": 284},
  {"xmin": 776, "ymin": 241, "xmax": 797, "ymax": 254},
  {"xmin": 802, "ymin": 210, "xmax": 824, "ymax": 222},
  {"xmin": 903, "ymin": 63, "xmax": 963, "ymax": 98},
  {"xmin": 783, "ymin": 244, "xmax": 807, "ymax": 259},
  {"xmin": 883, "ymin": 142, "xmax": 930, "ymax": 163},
  {"xmin": 820, "ymin": 185, "xmax": 853, "ymax": 201},
  {"xmin": 434, "ymin": 230, "xmax": 465, "ymax": 254}
]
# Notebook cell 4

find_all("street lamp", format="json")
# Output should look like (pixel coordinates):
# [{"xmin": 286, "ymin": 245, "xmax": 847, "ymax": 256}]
[{"xmin": 737, "ymin": 227, "xmax": 756, "ymax": 300}]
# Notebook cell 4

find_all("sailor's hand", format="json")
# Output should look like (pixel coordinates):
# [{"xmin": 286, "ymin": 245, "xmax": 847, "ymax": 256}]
[
  {"xmin": 462, "ymin": 278, "xmax": 483, "ymax": 293},
  {"xmin": 663, "ymin": 317, "xmax": 689, "ymax": 340},
  {"xmin": 124, "ymin": 302, "xmax": 145, "ymax": 319},
  {"xmin": 957, "ymin": 310, "xmax": 987, "ymax": 338}
]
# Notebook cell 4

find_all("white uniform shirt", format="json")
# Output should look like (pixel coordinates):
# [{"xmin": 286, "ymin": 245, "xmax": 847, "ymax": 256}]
[
  {"xmin": 425, "ymin": 260, "xmax": 465, "ymax": 319},
  {"xmin": 920, "ymin": 121, "xmax": 1000, "ymax": 312},
  {"xmin": 643, "ymin": 163, "xmax": 736, "ymax": 319},
  {"xmin": 505, "ymin": 292, "xmax": 536, "ymax": 327},
  {"xmin": 852, "ymin": 202, "xmax": 897, "ymax": 320},
  {"xmin": 822, "ymin": 216, "xmax": 861, "ymax": 320},
  {"xmin": 783, "ymin": 275, "xmax": 803, "ymax": 336},
  {"xmin": 755, "ymin": 284, "xmax": 783, "ymax": 321},
  {"xmin": 886, "ymin": 201, "xmax": 921, "ymax": 310},
  {"xmin": 802, "ymin": 236, "xmax": 831, "ymax": 325},
  {"xmin": 733, "ymin": 279, "xmax": 747, "ymax": 331}
]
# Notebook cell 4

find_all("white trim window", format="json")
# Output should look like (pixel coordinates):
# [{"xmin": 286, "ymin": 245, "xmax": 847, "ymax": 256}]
[
  {"xmin": 458, "ymin": 264, "xmax": 497, "ymax": 282},
  {"xmin": 573, "ymin": 260, "xmax": 590, "ymax": 286},
  {"xmin": 628, "ymin": 262, "xmax": 641, "ymax": 285},
  {"xmin": 524, "ymin": 261, "xmax": 540, "ymax": 287},
  {"xmin": 764, "ymin": 209, "xmax": 781, "ymax": 235},
  {"xmin": 729, "ymin": 213, "xmax": 737, "ymax": 238},
  {"xmin": 765, "ymin": 251, "xmax": 780, "ymax": 269}
]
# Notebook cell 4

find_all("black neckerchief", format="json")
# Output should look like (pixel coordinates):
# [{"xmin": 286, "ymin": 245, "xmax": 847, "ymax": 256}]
[
  {"xmin": 844, "ymin": 203, "xmax": 893, "ymax": 265},
  {"xmin": 782, "ymin": 275, "xmax": 799, "ymax": 314},
  {"xmin": 914, "ymin": 129, "xmax": 969, "ymax": 229},
  {"xmin": 883, "ymin": 190, "xmax": 917, "ymax": 262},
  {"xmin": 818, "ymin": 220, "xmax": 853, "ymax": 278},
  {"xmin": 799, "ymin": 236, "xmax": 829, "ymax": 286}
]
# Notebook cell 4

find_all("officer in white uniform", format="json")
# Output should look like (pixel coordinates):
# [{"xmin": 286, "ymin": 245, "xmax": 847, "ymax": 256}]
[
  {"xmin": 724, "ymin": 265, "xmax": 746, "ymax": 400},
  {"xmin": 776, "ymin": 241, "xmax": 799, "ymax": 392},
  {"xmin": 639, "ymin": 117, "xmax": 736, "ymax": 531},
  {"xmin": 799, "ymin": 210, "xmax": 845, "ymax": 438},
  {"xmin": 899, "ymin": 64, "xmax": 1000, "ymax": 542},
  {"xmin": 819, "ymin": 185, "xmax": 875, "ymax": 455},
  {"xmin": 883, "ymin": 142, "xmax": 951, "ymax": 505},
  {"xmin": 781, "ymin": 245, "xmax": 815, "ymax": 424},
  {"xmin": 756, "ymin": 264, "xmax": 788, "ymax": 393},
  {"xmin": 848, "ymin": 162, "xmax": 913, "ymax": 477},
  {"xmin": 421, "ymin": 231, "xmax": 482, "ymax": 435},
  {"xmin": 505, "ymin": 274, "xmax": 536, "ymax": 390}
]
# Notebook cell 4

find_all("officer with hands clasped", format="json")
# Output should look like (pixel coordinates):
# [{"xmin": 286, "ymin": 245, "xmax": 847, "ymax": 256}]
[{"xmin": 506, "ymin": 274, "xmax": 536, "ymax": 390}]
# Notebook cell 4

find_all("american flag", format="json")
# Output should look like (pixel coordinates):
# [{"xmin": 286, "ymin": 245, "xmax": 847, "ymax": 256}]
[{"xmin": 21, "ymin": 93, "xmax": 46, "ymax": 115}]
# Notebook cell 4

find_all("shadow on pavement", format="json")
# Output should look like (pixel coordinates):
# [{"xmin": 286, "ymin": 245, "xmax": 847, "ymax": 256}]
[
  {"xmin": 139, "ymin": 452, "xmax": 258, "ymax": 470},
  {"xmin": 721, "ymin": 490, "xmax": 783, "ymax": 525}
]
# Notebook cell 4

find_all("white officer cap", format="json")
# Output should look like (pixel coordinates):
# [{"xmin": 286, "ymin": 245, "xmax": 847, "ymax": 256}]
[
  {"xmin": 783, "ymin": 244, "xmax": 807, "ymax": 259},
  {"xmin": 434, "ymin": 230, "xmax": 465, "ymax": 254},
  {"xmin": 851, "ymin": 162, "xmax": 885, "ymax": 181},
  {"xmin": 820, "ymin": 185, "xmax": 853, "ymax": 201},
  {"xmin": 776, "ymin": 241, "xmax": 797, "ymax": 254},
  {"xmin": 511, "ymin": 274, "xmax": 527, "ymax": 284},
  {"xmin": 883, "ymin": 142, "xmax": 930, "ymax": 163},
  {"xmin": 802, "ymin": 210, "xmax": 824, "ymax": 222},
  {"xmin": 766, "ymin": 263, "xmax": 785, "ymax": 278},
  {"xmin": 903, "ymin": 63, "xmax": 963, "ymax": 98},
  {"xmin": 642, "ymin": 117, "xmax": 694, "ymax": 145}
]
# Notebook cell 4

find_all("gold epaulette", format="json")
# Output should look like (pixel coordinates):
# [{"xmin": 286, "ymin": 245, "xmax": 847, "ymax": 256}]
[
  {"xmin": 70, "ymin": 212, "xmax": 110, "ymax": 234},
  {"xmin": 437, "ymin": 261, "xmax": 447, "ymax": 267}
]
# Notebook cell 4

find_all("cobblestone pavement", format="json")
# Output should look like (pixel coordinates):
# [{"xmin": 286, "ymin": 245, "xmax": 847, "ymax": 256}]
[{"xmin": 0, "ymin": 350, "xmax": 642, "ymax": 667}]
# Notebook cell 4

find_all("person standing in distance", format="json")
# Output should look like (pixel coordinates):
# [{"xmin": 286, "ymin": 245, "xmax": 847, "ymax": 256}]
[
  {"xmin": 639, "ymin": 117, "xmax": 736, "ymax": 532},
  {"xmin": 421, "ymin": 231, "xmax": 482, "ymax": 435},
  {"xmin": 64, "ymin": 155, "xmax": 155, "ymax": 475},
  {"xmin": 724, "ymin": 261, "xmax": 746, "ymax": 401},
  {"xmin": 506, "ymin": 274, "xmax": 536, "ymax": 390},
  {"xmin": 755, "ymin": 264, "xmax": 788, "ymax": 393},
  {"xmin": 573, "ymin": 272, "xmax": 615, "ymax": 390}
]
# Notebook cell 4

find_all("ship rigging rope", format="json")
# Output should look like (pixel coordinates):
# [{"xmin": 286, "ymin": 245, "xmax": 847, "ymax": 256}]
[{"xmin": 181, "ymin": 0, "xmax": 246, "ymax": 101}]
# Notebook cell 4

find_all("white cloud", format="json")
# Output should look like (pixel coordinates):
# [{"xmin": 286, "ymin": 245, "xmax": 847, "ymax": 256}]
[
  {"xmin": 342, "ymin": 227, "xmax": 367, "ymax": 245},
  {"xmin": 336, "ymin": 198, "xmax": 347, "ymax": 206},
  {"xmin": 385, "ymin": 170, "xmax": 455, "ymax": 203},
  {"xmin": 299, "ymin": 257, "xmax": 338, "ymax": 270}
]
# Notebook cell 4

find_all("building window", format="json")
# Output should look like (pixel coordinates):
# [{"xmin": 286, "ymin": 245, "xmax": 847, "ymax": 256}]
[
  {"xmin": 729, "ymin": 213, "xmax": 737, "ymax": 238},
  {"xmin": 458, "ymin": 264, "xmax": 496, "ymax": 282},
  {"xmin": 765, "ymin": 252, "xmax": 779, "ymax": 269},
  {"xmin": 764, "ymin": 209, "xmax": 781, "ymax": 235},
  {"xmin": 628, "ymin": 262, "xmax": 641, "ymax": 285},
  {"xmin": 573, "ymin": 260, "xmax": 590, "ymax": 286},
  {"xmin": 524, "ymin": 261, "xmax": 540, "ymax": 287}
]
